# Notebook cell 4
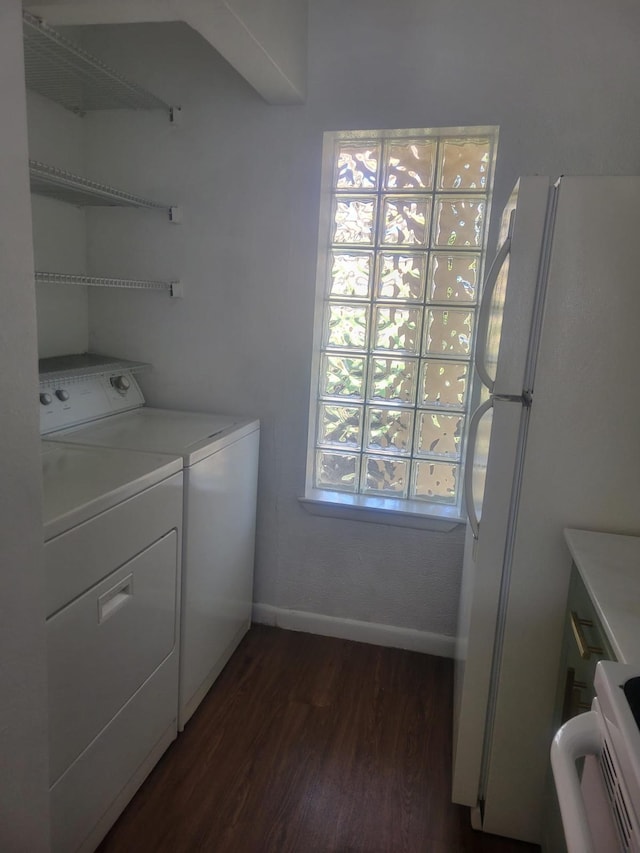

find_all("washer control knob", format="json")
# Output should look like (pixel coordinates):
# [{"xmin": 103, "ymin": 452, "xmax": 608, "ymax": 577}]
[
  {"xmin": 110, "ymin": 374, "xmax": 131, "ymax": 393},
  {"xmin": 40, "ymin": 392, "xmax": 53, "ymax": 406},
  {"xmin": 55, "ymin": 389, "xmax": 70, "ymax": 401}
]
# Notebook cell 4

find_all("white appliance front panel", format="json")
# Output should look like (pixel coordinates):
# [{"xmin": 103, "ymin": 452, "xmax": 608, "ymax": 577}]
[
  {"xmin": 39, "ymin": 372, "xmax": 145, "ymax": 434},
  {"xmin": 453, "ymin": 396, "xmax": 525, "ymax": 807},
  {"xmin": 45, "ymin": 471, "xmax": 182, "ymax": 616},
  {"xmin": 50, "ymin": 407, "xmax": 258, "ymax": 465},
  {"xmin": 50, "ymin": 652, "xmax": 178, "ymax": 853},
  {"xmin": 47, "ymin": 530, "xmax": 179, "ymax": 785},
  {"xmin": 481, "ymin": 177, "xmax": 640, "ymax": 843},
  {"xmin": 42, "ymin": 441, "xmax": 182, "ymax": 539},
  {"xmin": 179, "ymin": 428, "xmax": 260, "ymax": 726}
]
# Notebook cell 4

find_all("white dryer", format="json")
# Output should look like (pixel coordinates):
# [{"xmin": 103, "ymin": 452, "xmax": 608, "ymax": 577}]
[
  {"xmin": 42, "ymin": 439, "xmax": 183, "ymax": 853},
  {"xmin": 40, "ymin": 358, "xmax": 260, "ymax": 729}
]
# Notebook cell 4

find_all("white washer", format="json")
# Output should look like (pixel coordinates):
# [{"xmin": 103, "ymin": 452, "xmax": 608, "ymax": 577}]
[
  {"xmin": 41, "ymin": 439, "xmax": 183, "ymax": 853},
  {"xmin": 40, "ymin": 365, "xmax": 260, "ymax": 729}
]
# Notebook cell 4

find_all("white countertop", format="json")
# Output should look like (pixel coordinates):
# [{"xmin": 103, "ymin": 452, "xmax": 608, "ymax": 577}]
[{"xmin": 564, "ymin": 528, "xmax": 640, "ymax": 664}]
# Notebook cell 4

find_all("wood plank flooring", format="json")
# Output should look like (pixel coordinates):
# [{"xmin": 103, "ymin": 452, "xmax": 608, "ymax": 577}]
[{"xmin": 97, "ymin": 626, "xmax": 540, "ymax": 853}]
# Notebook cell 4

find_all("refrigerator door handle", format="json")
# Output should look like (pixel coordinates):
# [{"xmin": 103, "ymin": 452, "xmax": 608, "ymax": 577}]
[
  {"xmin": 474, "ymin": 211, "xmax": 515, "ymax": 391},
  {"xmin": 463, "ymin": 396, "xmax": 494, "ymax": 539}
]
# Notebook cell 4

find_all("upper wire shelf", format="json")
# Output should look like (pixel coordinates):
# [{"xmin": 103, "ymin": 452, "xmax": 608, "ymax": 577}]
[
  {"xmin": 29, "ymin": 160, "xmax": 173, "ymax": 211},
  {"xmin": 23, "ymin": 10, "xmax": 172, "ymax": 115},
  {"xmin": 35, "ymin": 271, "xmax": 183, "ymax": 298}
]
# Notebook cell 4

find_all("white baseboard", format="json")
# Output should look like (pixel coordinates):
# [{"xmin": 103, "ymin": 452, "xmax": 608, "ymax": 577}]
[{"xmin": 252, "ymin": 603, "xmax": 455, "ymax": 658}]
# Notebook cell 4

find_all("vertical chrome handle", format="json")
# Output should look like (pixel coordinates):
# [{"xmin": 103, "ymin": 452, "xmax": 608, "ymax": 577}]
[
  {"xmin": 474, "ymin": 210, "xmax": 515, "ymax": 392},
  {"xmin": 463, "ymin": 397, "xmax": 493, "ymax": 540}
]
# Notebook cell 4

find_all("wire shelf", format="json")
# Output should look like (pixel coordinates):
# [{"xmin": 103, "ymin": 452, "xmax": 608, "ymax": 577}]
[
  {"xmin": 35, "ymin": 271, "xmax": 182, "ymax": 297},
  {"xmin": 39, "ymin": 353, "xmax": 151, "ymax": 383},
  {"xmin": 23, "ymin": 10, "xmax": 171, "ymax": 114},
  {"xmin": 29, "ymin": 160, "xmax": 172, "ymax": 210}
]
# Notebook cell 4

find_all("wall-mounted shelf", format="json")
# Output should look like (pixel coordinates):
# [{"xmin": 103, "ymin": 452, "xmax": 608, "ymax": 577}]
[
  {"xmin": 29, "ymin": 160, "xmax": 179, "ymax": 220},
  {"xmin": 39, "ymin": 353, "xmax": 151, "ymax": 384},
  {"xmin": 23, "ymin": 10, "xmax": 174, "ymax": 116},
  {"xmin": 35, "ymin": 272, "xmax": 183, "ymax": 298}
]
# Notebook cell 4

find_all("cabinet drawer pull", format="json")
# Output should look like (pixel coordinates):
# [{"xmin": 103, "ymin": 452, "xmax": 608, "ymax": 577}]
[{"xmin": 570, "ymin": 610, "xmax": 604, "ymax": 660}]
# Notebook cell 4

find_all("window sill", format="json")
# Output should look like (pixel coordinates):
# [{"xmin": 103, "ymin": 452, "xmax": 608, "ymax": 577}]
[{"xmin": 299, "ymin": 489, "xmax": 464, "ymax": 532}]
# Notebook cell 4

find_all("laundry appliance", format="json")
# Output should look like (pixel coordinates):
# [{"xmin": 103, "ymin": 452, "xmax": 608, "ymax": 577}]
[
  {"xmin": 42, "ymin": 434, "xmax": 183, "ymax": 853},
  {"xmin": 40, "ymin": 354, "xmax": 260, "ymax": 729}
]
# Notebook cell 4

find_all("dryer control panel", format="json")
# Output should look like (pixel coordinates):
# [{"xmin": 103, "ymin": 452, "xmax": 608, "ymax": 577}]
[{"xmin": 39, "ymin": 371, "xmax": 145, "ymax": 435}]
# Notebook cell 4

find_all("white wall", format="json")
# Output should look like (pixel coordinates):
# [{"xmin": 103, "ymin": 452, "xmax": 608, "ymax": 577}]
[
  {"xmin": 28, "ymin": 92, "xmax": 89, "ymax": 358},
  {"xmin": 78, "ymin": 0, "xmax": 640, "ymax": 649},
  {"xmin": 0, "ymin": 2, "xmax": 50, "ymax": 849}
]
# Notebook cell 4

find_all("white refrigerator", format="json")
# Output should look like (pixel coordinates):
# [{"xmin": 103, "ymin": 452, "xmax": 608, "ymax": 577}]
[{"xmin": 452, "ymin": 175, "xmax": 640, "ymax": 844}]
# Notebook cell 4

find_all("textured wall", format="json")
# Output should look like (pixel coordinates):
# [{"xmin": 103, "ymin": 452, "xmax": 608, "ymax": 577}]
[{"xmin": 80, "ymin": 0, "xmax": 640, "ymax": 641}]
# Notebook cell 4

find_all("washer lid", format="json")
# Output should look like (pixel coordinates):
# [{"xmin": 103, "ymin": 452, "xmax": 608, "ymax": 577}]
[
  {"xmin": 49, "ymin": 408, "xmax": 259, "ymax": 465},
  {"xmin": 42, "ymin": 441, "xmax": 182, "ymax": 540}
]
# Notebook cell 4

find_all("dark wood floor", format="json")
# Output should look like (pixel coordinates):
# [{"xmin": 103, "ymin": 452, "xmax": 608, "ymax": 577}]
[{"xmin": 98, "ymin": 626, "xmax": 540, "ymax": 853}]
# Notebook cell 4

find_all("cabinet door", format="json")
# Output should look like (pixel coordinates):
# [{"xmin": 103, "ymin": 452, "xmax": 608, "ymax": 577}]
[{"xmin": 560, "ymin": 565, "xmax": 616, "ymax": 724}]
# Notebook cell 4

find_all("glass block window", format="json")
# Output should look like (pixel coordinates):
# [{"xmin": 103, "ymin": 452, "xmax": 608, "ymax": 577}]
[{"xmin": 308, "ymin": 127, "xmax": 498, "ymax": 512}]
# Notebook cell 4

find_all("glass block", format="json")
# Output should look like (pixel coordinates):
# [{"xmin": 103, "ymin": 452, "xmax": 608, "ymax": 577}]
[
  {"xmin": 428, "ymin": 253, "xmax": 480, "ymax": 303},
  {"xmin": 315, "ymin": 450, "xmax": 359, "ymax": 492},
  {"xmin": 420, "ymin": 360, "xmax": 468, "ymax": 409},
  {"xmin": 336, "ymin": 143, "xmax": 380, "ymax": 189},
  {"xmin": 370, "ymin": 357, "xmax": 418, "ymax": 403},
  {"xmin": 411, "ymin": 460, "xmax": 458, "ymax": 504},
  {"xmin": 318, "ymin": 403, "xmax": 362, "ymax": 448},
  {"xmin": 374, "ymin": 305, "xmax": 421, "ymax": 353},
  {"xmin": 325, "ymin": 303, "xmax": 369, "ymax": 349},
  {"xmin": 415, "ymin": 411, "xmax": 464, "ymax": 459},
  {"xmin": 366, "ymin": 408, "xmax": 414, "ymax": 455},
  {"xmin": 438, "ymin": 138, "xmax": 491, "ymax": 190},
  {"xmin": 329, "ymin": 251, "xmax": 373, "ymax": 299},
  {"xmin": 424, "ymin": 309, "xmax": 474, "ymax": 356},
  {"xmin": 384, "ymin": 140, "xmax": 436, "ymax": 190},
  {"xmin": 362, "ymin": 455, "xmax": 409, "ymax": 498},
  {"xmin": 320, "ymin": 354, "xmax": 366, "ymax": 399},
  {"xmin": 433, "ymin": 198, "xmax": 485, "ymax": 248},
  {"xmin": 376, "ymin": 252, "xmax": 427, "ymax": 301},
  {"xmin": 332, "ymin": 197, "xmax": 376, "ymax": 244},
  {"xmin": 381, "ymin": 197, "xmax": 430, "ymax": 246}
]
